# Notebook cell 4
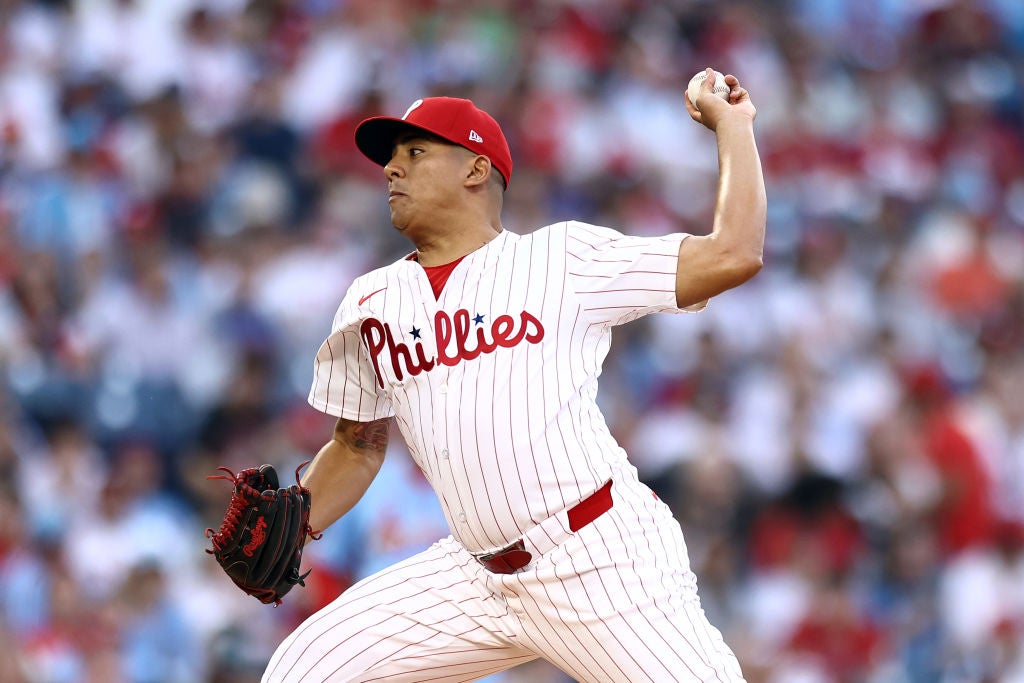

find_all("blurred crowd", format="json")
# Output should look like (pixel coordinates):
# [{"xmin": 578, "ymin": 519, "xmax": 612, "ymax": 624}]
[{"xmin": 0, "ymin": 0, "xmax": 1023, "ymax": 681}]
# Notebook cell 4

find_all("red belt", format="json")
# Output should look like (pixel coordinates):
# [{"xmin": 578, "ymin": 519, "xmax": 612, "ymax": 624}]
[{"xmin": 475, "ymin": 480, "xmax": 613, "ymax": 574}]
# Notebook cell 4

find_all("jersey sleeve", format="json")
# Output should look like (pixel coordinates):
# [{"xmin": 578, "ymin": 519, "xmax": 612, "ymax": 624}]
[
  {"xmin": 308, "ymin": 289, "xmax": 394, "ymax": 422},
  {"xmin": 564, "ymin": 221, "xmax": 707, "ymax": 327}
]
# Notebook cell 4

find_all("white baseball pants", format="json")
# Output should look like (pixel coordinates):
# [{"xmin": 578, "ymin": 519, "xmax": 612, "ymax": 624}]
[{"xmin": 263, "ymin": 474, "xmax": 746, "ymax": 683}]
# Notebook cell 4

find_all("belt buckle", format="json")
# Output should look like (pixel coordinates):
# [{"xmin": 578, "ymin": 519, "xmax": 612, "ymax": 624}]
[
  {"xmin": 476, "ymin": 539, "xmax": 532, "ymax": 574},
  {"xmin": 477, "ymin": 538, "xmax": 526, "ymax": 563}
]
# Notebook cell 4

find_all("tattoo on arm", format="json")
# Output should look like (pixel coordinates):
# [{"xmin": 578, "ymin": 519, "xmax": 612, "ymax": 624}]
[
  {"xmin": 353, "ymin": 419, "xmax": 390, "ymax": 451},
  {"xmin": 336, "ymin": 417, "xmax": 391, "ymax": 452}
]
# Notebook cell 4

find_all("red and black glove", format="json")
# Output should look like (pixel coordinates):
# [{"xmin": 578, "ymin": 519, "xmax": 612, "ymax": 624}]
[{"xmin": 205, "ymin": 463, "xmax": 321, "ymax": 605}]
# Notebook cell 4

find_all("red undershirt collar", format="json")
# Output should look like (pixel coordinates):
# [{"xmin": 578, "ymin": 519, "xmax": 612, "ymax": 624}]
[{"xmin": 417, "ymin": 255, "xmax": 466, "ymax": 299}]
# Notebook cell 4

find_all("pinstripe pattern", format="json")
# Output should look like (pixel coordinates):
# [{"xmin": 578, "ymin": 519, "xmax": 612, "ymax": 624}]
[
  {"xmin": 263, "ymin": 539, "xmax": 537, "ymax": 682},
  {"xmin": 290, "ymin": 222, "xmax": 745, "ymax": 681},
  {"xmin": 263, "ymin": 476, "xmax": 744, "ymax": 682},
  {"xmin": 307, "ymin": 223, "xmax": 694, "ymax": 553}
]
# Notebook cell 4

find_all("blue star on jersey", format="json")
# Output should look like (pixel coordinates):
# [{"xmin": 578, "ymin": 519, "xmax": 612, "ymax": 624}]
[{"xmin": 473, "ymin": 313, "xmax": 485, "ymax": 324}]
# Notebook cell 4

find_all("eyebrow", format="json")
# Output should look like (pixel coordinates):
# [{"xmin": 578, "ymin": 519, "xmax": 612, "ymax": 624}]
[{"xmin": 392, "ymin": 132, "xmax": 443, "ymax": 151}]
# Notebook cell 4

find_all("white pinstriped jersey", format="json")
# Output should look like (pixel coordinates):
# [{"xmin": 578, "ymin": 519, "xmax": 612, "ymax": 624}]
[{"xmin": 308, "ymin": 221, "xmax": 698, "ymax": 554}]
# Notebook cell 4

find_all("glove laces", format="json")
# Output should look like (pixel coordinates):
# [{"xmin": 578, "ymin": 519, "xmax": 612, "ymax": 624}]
[
  {"xmin": 204, "ymin": 463, "xmax": 323, "ymax": 551},
  {"xmin": 204, "ymin": 467, "xmax": 251, "ymax": 554}
]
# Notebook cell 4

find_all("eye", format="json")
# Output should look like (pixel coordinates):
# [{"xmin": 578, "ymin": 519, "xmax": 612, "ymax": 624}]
[{"xmin": 409, "ymin": 147, "xmax": 424, "ymax": 157}]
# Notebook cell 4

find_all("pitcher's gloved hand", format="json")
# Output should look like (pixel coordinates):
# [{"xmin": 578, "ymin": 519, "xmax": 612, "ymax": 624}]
[{"xmin": 205, "ymin": 463, "xmax": 321, "ymax": 605}]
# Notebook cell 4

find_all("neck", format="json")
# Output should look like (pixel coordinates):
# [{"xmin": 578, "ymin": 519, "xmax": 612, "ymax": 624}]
[{"xmin": 413, "ymin": 220, "xmax": 503, "ymax": 266}]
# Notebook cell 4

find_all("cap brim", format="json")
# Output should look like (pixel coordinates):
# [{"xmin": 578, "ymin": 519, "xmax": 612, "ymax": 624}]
[
  {"xmin": 355, "ymin": 117, "xmax": 434, "ymax": 168},
  {"xmin": 354, "ymin": 112, "xmax": 509, "ymax": 189}
]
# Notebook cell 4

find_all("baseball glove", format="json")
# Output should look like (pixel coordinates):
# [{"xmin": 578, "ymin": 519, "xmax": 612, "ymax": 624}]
[{"xmin": 205, "ymin": 462, "xmax": 321, "ymax": 605}]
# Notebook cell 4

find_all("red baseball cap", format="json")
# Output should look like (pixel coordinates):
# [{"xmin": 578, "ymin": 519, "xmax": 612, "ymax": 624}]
[{"xmin": 355, "ymin": 97, "xmax": 513, "ymax": 187}]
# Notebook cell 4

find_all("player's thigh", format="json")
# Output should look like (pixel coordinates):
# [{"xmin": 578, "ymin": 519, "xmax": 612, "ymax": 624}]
[
  {"xmin": 519, "ymin": 494, "xmax": 745, "ymax": 682},
  {"xmin": 517, "ymin": 571, "xmax": 742, "ymax": 682},
  {"xmin": 559, "ymin": 589, "xmax": 744, "ymax": 683},
  {"xmin": 263, "ymin": 538, "xmax": 535, "ymax": 683}
]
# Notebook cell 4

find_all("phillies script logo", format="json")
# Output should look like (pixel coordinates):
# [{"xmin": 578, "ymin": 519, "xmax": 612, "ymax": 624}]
[
  {"xmin": 242, "ymin": 516, "xmax": 267, "ymax": 557},
  {"xmin": 361, "ymin": 308, "xmax": 544, "ymax": 387}
]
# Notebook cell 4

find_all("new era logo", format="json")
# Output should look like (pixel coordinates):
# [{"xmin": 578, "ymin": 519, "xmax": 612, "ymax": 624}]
[{"xmin": 468, "ymin": 130, "xmax": 483, "ymax": 143}]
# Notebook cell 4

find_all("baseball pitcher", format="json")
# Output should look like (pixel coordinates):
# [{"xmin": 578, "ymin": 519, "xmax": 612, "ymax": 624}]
[{"xmin": 244, "ymin": 69, "xmax": 765, "ymax": 682}]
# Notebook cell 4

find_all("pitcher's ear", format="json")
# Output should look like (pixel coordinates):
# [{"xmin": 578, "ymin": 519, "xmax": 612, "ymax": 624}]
[{"xmin": 465, "ymin": 155, "xmax": 493, "ymax": 188}]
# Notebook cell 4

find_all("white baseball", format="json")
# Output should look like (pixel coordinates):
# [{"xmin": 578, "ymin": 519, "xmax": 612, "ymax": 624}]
[{"xmin": 687, "ymin": 69, "xmax": 730, "ymax": 107}]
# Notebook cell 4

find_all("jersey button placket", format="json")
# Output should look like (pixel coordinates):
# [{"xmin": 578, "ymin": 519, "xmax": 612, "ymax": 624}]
[{"xmin": 431, "ymin": 371, "xmax": 450, "ymax": 443}]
